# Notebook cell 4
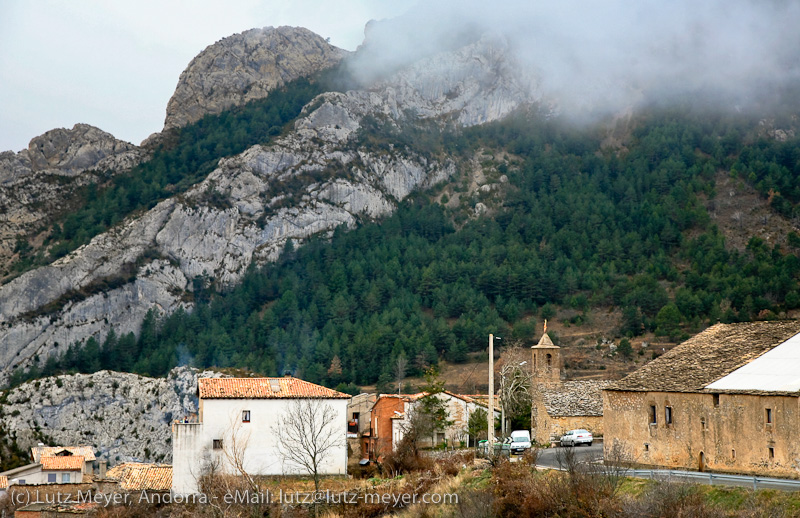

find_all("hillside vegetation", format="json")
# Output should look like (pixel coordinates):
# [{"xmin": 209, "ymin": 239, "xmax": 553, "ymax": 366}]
[{"xmin": 8, "ymin": 101, "xmax": 800, "ymax": 391}]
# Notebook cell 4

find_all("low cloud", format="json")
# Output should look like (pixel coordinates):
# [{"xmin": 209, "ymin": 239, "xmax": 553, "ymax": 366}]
[{"xmin": 347, "ymin": 0, "xmax": 800, "ymax": 117}]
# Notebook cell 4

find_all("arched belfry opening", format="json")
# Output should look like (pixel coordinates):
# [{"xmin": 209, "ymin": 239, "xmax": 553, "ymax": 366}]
[{"xmin": 531, "ymin": 321, "xmax": 561, "ymax": 383}]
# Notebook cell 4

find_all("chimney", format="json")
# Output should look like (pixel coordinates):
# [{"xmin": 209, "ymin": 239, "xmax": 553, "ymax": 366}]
[{"xmin": 99, "ymin": 460, "xmax": 107, "ymax": 479}]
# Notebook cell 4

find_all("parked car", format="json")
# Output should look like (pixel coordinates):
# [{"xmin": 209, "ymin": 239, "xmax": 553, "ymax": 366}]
[
  {"xmin": 559, "ymin": 429, "xmax": 593, "ymax": 447},
  {"xmin": 509, "ymin": 430, "xmax": 532, "ymax": 454}
]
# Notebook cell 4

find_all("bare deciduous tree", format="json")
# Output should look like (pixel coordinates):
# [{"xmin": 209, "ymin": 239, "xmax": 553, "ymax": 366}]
[
  {"xmin": 498, "ymin": 343, "xmax": 533, "ymax": 435},
  {"xmin": 273, "ymin": 399, "xmax": 343, "ymax": 492},
  {"xmin": 395, "ymin": 354, "xmax": 408, "ymax": 395}
]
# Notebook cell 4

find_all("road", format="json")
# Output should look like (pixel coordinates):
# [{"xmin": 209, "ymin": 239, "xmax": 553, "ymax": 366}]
[
  {"xmin": 532, "ymin": 441, "xmax": 800, "ymax": 491},
  {"xmin": 535, "ymin": 442, "xmax": 604, "ymax": 470}
]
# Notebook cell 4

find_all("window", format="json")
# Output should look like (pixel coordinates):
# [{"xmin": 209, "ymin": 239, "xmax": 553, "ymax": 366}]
[
  {"xmin": 766, "ymin": 408, "xmax": 772, "ymax": 424},
  {"xmin": 242, "ymin": 410, "xmax": 251, "ymax": 423},
  {"xmin": 644, "ymin": 443, "xmax": 649, "ymax": 452},
  {"xmin": 768, "ymin": 447, "xmax": 775, "ymax": 460},
  {"xmin": 62, "ymin": 473, "xmax": 70, "ymax": 483},
  {"xmin": 48, "ymin": 473, "xmax": 57, "ymax": 483},
  {"xmin": 352, "ymin": 412, "xmax": 360, "ymax": 422},
  {"xmin": 732, "ymin": 449, "xmax": 736, "ymax": 460},
  {"xmin": 665, "ymin": 406, "xmax": 673, "ymax": 425},
  {"xmin": 712, "ymin": 393, "xmax": 720, "ymax": 407},
  {"xmin": 213, "ymin": 439, "xmax": 223, "ymax": 450},
  {"xmin": 649, "ymin": 405, "xmax": 657, "ymax": 425},
  {"xmin": 18, "ymin": 479, "xmax": 25, "ymax": 485},
  {"xmin": 700, "ymin": 417, "xmax": 707, "ymax": 430}
]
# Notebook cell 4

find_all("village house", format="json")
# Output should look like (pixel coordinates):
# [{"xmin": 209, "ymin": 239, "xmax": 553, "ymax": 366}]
[
  {"xmin": 0, "ymin": 445, "xmax": 94, "ymax": 486},
  {"xmin": 31, "ymin": 445, "xmax": 95, "ymax": 475},
  {"xmin": 529, "ymin": 332, "xmax": 610, "ymax": 444},
  {"xmin": 172, "ymin": 376, "xmax": 351, "ymax": 494},
  {"xmin": 346, "ymin": 392, "xmax": 376, "ymax": 460},
  {"xmin": 366, "ymin": 391, "xmax": 500, "ymax": 460},
  {"xmin": 603, "ymin": 320, "xmax": 800, "ymax": 477},
  {"xmin": 531, "ymin": 380, "xmax": 610, "ymax": 445}
]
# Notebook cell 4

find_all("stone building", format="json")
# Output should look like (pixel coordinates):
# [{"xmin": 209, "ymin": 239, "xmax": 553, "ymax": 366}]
[
  {"xmin": 603, "ymin": 320, "xmax": 800, "ymax": 477},
  {"xmin": 530, "ymin": 332, "xmax": 609, "ymax": 444},
  {"xmin": 531, "ymin": 380, "xmax": 611, "ymax": 445}
]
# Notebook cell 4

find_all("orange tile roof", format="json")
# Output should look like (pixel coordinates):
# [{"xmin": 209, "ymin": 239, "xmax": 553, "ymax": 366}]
[
  {"xmin": 106, "ymin": 463, "xmax": 172, "ymax": 491},
  {"xmin": 41, "ymin": 455, "xmax": 85, "ymax": 471},
  {"xmin": 31, "ymin": 446, "xmax": 96, "ymax": 462},
  {"xmin": 0, "ymin": 475, "xmax": 7, "ymax": 489},
  {"xmin": 198, "ymin": 377, "xmax": 351, "ymax": 399}
]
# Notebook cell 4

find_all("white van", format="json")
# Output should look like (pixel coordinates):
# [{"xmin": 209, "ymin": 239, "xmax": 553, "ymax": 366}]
[{"xmin": 509, "ymin": 430, "xmax": 532, "ymax": 454}]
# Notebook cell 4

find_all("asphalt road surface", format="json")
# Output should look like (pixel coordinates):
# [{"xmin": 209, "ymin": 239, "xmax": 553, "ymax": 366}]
[{"xmin": 535, "ymin": 441, "xmax": 605, "ymax": 470}]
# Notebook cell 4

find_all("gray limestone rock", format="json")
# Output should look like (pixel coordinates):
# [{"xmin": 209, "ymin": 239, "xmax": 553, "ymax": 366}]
[
  {"xmin": 163, "ymin": 26, "xmax": 347, "ymax": 131},
  {"xmin": 0, "ymin": 367, "xmax": 222, "ymax": 463},
  {"xmin": 0, "ymin": 125, "xmax": 146, "ymax": 278}
]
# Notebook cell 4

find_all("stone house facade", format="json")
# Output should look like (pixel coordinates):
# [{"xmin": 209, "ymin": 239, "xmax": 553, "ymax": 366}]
[
  {"xmin": 531, "ymin": 380, "xmax": 610, "ymax": 445},
  {"xmin": 604, "ymin": 321, "xmax": 800, "ymax": 477}
]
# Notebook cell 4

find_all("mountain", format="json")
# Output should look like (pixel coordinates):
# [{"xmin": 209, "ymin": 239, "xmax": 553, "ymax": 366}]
[{"xmin": 0, "ymin": 28, "xmax": 540, "ymax": 385}]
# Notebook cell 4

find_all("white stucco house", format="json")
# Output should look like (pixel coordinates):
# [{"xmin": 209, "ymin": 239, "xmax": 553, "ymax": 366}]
[
  {"xmin": 0, "ymin": 456, "xmax": 85, "ymax": 485},
  {"xmin": 172, "ymin": 376, "xmax": 351, "ymax": 494}
]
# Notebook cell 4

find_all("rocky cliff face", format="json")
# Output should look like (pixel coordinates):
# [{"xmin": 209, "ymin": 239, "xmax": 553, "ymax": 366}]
[
  {"xmin": 0, "ymin": 367, "xmax": 219, "ymax": 463},
  {"xmin": 0, "ymin": 30, "xmax": 539, "ymax": 382},
  {"xmin": 0, "ymin": 124, "xmax": 145, "ymax": 279},
  {"xmin": 164, "ymin": 26, "xmax": 347, "ymax": 131}
]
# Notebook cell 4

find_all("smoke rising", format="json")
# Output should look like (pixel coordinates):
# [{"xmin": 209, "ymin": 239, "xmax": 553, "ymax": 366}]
[{"xmin": 348, "ymin": 0, "xmax": 800, "ymax": 117}]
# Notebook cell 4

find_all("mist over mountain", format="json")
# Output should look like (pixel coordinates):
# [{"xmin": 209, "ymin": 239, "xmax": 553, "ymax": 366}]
[{"xmin": 350, "ymin": 0, "xmax": 800, "ymax": 118}]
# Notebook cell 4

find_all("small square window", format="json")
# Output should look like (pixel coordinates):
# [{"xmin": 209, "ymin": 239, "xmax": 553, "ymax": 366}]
[
  {"xmin": 732, "ymin": 449, "xmax": 736, "ymax": 459},
  {"xmin": 766, "ymin": 408, "xmax": 772, "ymax": 424},
  {"xmin": 768, "ymin": 447, "xmax": 775, "ymax": 459},
  {"xmin": 213, "ymin": 439, "xmax": 223, "ymax": 450},
  {"xmin": 62, "ymin": 473, "xmax": 70, "ymax": 483},
  {"xmin": 242, "ymin": 410, "xmax": 251, "ymax": 423},
  {"xmin": 665, "ymin": 406, "xmax": 673, "ymax": 425},
  {"xmin": 712, "ymin": 394, "xmax": 720, "ymax": 407},
  {"xmin": 644, "ymin": 443, "xmax": 650, "ymax": 452},
  {"xmin": 48, "ymin": 473, "xmax": 57, "ymax": 483}
]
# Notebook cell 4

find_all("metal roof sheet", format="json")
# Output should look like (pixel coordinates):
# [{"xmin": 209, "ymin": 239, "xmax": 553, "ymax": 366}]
[{"xmin": 706, "ymin": 332, "xmax": 800, "ymax": 392}]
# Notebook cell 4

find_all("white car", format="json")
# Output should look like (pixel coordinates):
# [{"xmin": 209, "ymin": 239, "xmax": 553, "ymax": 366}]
[
  {"xmin": 559, "ymin": 429, "xmax": 593, "ymax": 447},
  {"xmin": 509, "ymin": 430, "xmax": 532, "ymax": 454}
]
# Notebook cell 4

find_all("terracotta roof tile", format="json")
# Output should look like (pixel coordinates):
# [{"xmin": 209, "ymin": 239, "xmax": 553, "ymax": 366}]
[
  {"xmin": 198, "ymin": 377, "xmax": 351, "ymax": 399},
  {"xmin": 0, "ymin": 475, "xmax": 7, "ymax": 490},
  {"xmin": 106, "ymin": 463, "xmax": 172, "ymax": 491},
  {"xmin": 606, "ymin": 321, "xmax": 800, "ymax": 393},
  {"xmin": 41, "ymin": 455, "xmax": 85, "ymax": 471},
  {"xmin": 31, "ymin": 446, "xmax": 96, "ymax": 462}
]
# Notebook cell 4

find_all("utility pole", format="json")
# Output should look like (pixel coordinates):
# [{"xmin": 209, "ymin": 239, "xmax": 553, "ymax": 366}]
[{"xmin": 488, "ymin": 334, "xmax": 496, "ymax": 446}]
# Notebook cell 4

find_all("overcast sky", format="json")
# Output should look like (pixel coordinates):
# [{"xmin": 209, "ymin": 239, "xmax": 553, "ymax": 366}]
[{"xmin": 0, "ymin": 0, "xmax": 414, "ymax": 153}]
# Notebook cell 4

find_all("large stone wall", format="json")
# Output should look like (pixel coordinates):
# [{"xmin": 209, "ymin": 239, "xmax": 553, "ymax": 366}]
[{"xmin": 603, "ymin": 390, "xmax": 800, "ymax": 478}]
